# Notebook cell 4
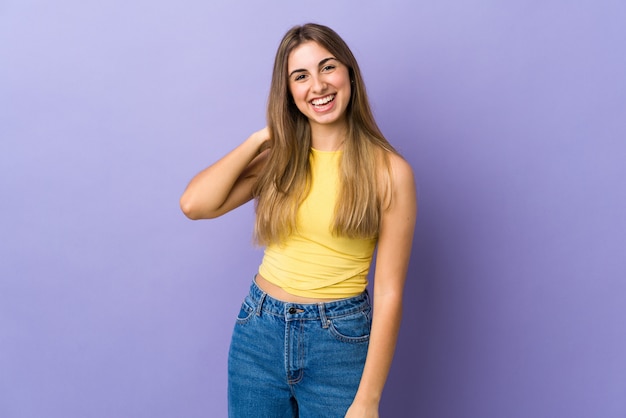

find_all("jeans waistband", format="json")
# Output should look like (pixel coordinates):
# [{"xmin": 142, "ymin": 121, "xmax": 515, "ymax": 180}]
[{"xmin": 247, "ymin": 278, "xmax": 370, "ymax": 321}]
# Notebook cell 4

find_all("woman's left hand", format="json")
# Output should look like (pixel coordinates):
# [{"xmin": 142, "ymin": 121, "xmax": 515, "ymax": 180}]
[{"xmin": 344, "ymin": 402, "xmax": 379, "ymax": 418}]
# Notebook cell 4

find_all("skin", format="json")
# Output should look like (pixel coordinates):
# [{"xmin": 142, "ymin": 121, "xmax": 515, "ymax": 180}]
[
  {"xmin": 343, "ymin": 154, "xmax": 416, "ymax": 417},
  {"xmin": 287, "ymin": 41, "xmax": 352, "ymax": 150},
  {"xmin": 180, "ymin": 41, "xmax": 417, "ymax": 418}
]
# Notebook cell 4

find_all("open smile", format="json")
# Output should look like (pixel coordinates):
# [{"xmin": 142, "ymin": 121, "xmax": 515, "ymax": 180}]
[{"xmin": 310, "ymin": 94, "xmax": 336, "ymax": 112}]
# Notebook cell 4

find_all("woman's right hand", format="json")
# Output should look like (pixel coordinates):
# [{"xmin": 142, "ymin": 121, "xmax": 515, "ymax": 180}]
[
  {"xmin": 253, "ymin": 126, "xmax": 272, "ymax": 154},
  {"xmin": 179, "ymin": 128, "xmax": 272, "ymax": 220}
]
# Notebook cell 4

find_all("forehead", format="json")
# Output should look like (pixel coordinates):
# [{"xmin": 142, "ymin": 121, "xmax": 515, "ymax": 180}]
[{"xmin": 287, "ymin": 41, "xmax": 334, "ymax": 71}]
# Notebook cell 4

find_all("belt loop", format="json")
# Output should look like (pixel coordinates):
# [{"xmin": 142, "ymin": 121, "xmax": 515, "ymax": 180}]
[
  {"xmin": 318, "ymin": 303, "xmax": 329, "ymax": 328},
  {"xmin": 256, "ymin": 292, "xmax": 266, "ymax": 316}
]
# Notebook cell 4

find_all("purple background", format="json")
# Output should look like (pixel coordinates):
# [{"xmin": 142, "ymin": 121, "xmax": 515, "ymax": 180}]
[{"xmin": 2, "ymin": 1, "xmax": 625, "ymax": 417}]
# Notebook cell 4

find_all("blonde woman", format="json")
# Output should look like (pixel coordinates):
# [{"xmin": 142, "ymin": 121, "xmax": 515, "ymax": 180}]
[{"xmin": 180, "ymin": 23, "xmax": 416, "ymax": 418}]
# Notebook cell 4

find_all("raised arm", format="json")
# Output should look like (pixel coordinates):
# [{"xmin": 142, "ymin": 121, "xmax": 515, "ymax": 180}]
[
  {"xmin": 180, "ymin": 127, "xmax": 270, "ymax": 220},
  {"xmin": 346, "ymin": 153, "xmax": 417, "ymax": 417}
]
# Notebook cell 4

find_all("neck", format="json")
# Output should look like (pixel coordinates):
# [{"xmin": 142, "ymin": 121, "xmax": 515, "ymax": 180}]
[{"xmin": 310, "ymin": 121, "xmax": 347, "ymax": 151}]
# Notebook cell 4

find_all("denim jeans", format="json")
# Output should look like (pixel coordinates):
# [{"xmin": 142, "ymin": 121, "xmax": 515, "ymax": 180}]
[{"xmin": 228, "ymin": 279, "xmax": 372, "ymax": 417}]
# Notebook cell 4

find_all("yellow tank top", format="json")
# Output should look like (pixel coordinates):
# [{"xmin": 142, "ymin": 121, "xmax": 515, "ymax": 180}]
[{"xmin": 258, "ymin": 148, "xmax": 377, "ymax": 298}]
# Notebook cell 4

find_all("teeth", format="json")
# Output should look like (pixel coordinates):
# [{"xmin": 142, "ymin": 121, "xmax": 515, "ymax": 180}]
[{"xmin": 312, "ymin": 94, "xmax": 335, "ymax": 106}]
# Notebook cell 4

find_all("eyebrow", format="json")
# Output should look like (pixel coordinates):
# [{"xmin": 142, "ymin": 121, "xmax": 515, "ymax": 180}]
[{"xmin": 288, "ymin": 57, "xmax": 338, "ymax": 78}]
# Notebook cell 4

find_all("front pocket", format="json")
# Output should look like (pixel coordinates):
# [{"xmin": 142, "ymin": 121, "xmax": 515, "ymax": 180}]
[
  {"xmin": 327, "ymin": 310, "xmax": 371, "ymax": 343},
  {"xmin": 235, "ymin": 300, "xmax": 255, "ymax": 325}
]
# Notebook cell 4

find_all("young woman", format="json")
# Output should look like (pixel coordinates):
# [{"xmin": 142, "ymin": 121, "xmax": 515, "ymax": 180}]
[{"xmin": 180, "ymin": 23, "xmax": 416, "ymax": 418}]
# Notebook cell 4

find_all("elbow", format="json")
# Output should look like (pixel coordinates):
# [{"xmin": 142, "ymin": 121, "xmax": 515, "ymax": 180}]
[
  {"xmin": 179, "ymin": 194, "xmax": 206, "ymax": 220},
  {"xmin": 179, "ymin": 197, "xmax": 198, "ymax": 220},
  {"xmin": 179, "ymin": 193, "xmax": 222, "ymax": 220}
]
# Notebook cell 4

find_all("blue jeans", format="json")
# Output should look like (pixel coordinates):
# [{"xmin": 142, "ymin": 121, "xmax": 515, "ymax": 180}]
[{"xmin": 228, "ymin": 279, "xmax": 372, "ymax": 417}]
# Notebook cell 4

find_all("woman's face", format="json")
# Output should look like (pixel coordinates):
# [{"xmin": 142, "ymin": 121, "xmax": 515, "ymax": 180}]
[{"xmin": 287, "ymin": 41, "xmax": 351, "ymax": 131}]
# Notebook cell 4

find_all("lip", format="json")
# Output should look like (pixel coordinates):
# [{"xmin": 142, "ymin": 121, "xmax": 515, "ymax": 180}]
[
  {"xmin": 310, "ymin": 94, "xmax": 335, "ymax": 105},
  {"xmin": 309, "ymin": 94, "xmax": 336, "ymax": 113}
]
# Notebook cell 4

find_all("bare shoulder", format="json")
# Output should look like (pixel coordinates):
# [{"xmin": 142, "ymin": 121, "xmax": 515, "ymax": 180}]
[
  {"xmin": 378, "ymin": 150, "xmax": 416, "ymax": 210},
  {"xmin": 388, "ymin": 153, "xmax": 414, "ymax": 186}
]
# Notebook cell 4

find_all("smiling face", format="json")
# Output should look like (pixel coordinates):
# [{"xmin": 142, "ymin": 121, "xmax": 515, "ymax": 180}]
[{"xmin": 287, "ymin": 41, "xmax": 352, "ymax": 132}]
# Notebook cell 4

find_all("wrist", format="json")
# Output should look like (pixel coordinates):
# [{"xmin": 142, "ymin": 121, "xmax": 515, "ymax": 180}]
[{"xmin": 352, "ymin": 390, "xmax": 381, "ymax": 406}]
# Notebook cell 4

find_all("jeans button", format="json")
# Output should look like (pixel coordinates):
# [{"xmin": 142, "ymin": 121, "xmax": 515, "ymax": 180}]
[{"xmin": 288, "ymin": 307, "xmax": 297, "ymax": 314}]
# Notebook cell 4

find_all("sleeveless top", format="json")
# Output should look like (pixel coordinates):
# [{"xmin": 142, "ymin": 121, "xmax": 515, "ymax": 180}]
[{"xmin": 258, "ymin": 148, "xmax": 377, "ymax": 298}]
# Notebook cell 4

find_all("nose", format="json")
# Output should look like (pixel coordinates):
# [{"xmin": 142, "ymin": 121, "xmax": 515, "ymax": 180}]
[{"xmin": 311, "ymin": 75, "xmax": 327, "ymax": 93}]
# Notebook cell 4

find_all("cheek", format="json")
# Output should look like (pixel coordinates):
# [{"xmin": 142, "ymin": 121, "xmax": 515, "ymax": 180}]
[
  {"xmin": 333, "ymin": 72, "xmax": 351, "ymax": 94},
  {"xmin": 290, "ymin": 88, "xmax": 311, "ymax": 114},
  {"xmin": 289, "ymin": 85, "xmax": 306, "ymax": 102},
  {"xmin": 287, "ymin": 88, "xmax": 307, "ymax": 113},
  {"xmin": 335, "ymin": 76, "xmax": 351, "ymax": 99}
]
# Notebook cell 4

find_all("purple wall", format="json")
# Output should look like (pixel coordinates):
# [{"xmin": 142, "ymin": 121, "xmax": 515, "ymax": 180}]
[{"xmin": 2, "ymin": 1, "xmax": 625, "ymax": 417}]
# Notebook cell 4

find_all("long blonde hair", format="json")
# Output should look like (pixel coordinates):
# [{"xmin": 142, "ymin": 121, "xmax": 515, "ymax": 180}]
[{"xmin": 254, "ymin": 23, "xmax": 398, "ymax": 246}]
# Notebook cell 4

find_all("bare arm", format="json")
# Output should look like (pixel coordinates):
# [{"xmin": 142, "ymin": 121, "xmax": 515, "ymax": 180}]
[
  {"xmin": 180, "ymin": 127, "xmax": 270, "ymax": 220},
  {"xmin": 346, "ymin": 154, "xmax": 417, "ymax": 417}
]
